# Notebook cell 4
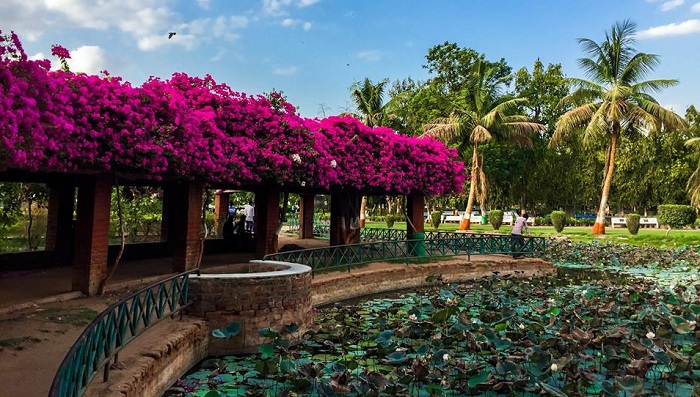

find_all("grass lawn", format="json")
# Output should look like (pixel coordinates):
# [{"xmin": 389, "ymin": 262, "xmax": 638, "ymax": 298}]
[{"xmin": 365, "ymin": 221, "xmax": 700, "ymax": 248}]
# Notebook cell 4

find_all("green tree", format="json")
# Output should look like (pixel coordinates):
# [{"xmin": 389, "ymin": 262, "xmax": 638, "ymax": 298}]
[
  {"xmin": 349, "ymin": 77, "xmax": 389, "ymax": 126},
  {"xmin": 551, "ymin": 20, "xmax": 686, "ymax": 234},
  {"xmin": 424, "ymin": 59, "xmax": 544, "ymax": 229},
  {"xmin": 685, "ymin": 105, "xmax": 700, "ymax": 207},
  {"xmin": 514, "ymin": 59, "xmax": 570, "ymax": 130},
  {"xmin": 349, "ymin": 77, "xmax": 390, "ymax": 225}
]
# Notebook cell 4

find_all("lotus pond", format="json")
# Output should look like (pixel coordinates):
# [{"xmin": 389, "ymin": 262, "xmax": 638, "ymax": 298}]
[{"xmin": 167, "ymin": 241, "xmax": 700, "ymax": 397}]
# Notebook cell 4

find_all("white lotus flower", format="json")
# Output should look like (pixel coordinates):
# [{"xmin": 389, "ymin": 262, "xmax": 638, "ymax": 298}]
[
  {"xmin": 646, "ymin": 331, "xmax": 655, "ymax": 339},
  {"xmin": 408, "ymin": 314, "xmax": 417, "ymax": 322},
  {"xmin": 550, "ymin": 363, "xmax": 558, "ymax": 372},
  {"xmin": 443, "ymin": 353, "xmax": 450, "ymax": 361}
]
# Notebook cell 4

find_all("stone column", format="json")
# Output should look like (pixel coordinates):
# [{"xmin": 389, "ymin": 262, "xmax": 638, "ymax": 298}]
[
  {"xmin": 214, "ymin": 191, "xmax": 230, "ymax": 237},
  {"xmin": 46, "ymin": 183, "xmax": 75, "ymax": 266},
  {"xmin": 298, "ymin": 193, "xmax": 315, "ymax": 239},
  {"xmin": 255, "ymin": 188, "xmax": 280, "ymax": 256},
  {"xmin": 72, "ymin": 174, "xmax": 112, "ymax": 296},
  {"xmin": 171, "ymin": 182, "xmax": 203, "ymax": 272},
  {"xmin": 329, "ymin": 191, "xmax": 361, "ymax": 246}
]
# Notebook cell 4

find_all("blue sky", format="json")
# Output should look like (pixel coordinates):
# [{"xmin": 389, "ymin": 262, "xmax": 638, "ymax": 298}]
[{"xmin": 3, "ymin": 0, "xmax": 699, "ymax": 118}]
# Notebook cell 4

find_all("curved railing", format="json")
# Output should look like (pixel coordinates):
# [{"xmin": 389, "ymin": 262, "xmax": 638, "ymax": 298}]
[
  {"xmin": 48, "ymin": 269, "xmax": 198, "ymax": 397},
  {"xmin": 265, "ymin": 234, "xmax": 545, "ymax": 276}
]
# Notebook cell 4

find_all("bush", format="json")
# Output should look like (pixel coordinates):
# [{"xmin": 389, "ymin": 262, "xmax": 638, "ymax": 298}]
[
  {"xmin": 625, "ymin": 213, "xmax": 641, "ymax": 235},
  {"xmin": 535, "ymin": 216, "xmax": 548, "ymax": 226},
  {"xmin": 385, "ymin": 214, "xmax": 399, "ymax": 228},
  {"xmin": 489, "ymin": 210, "xmax": 504, "ymax": 230},
  {"xmin": 550, "ymin": 211, "xmax": 566, "ymax": 233},
  {"xmin": 657, "ymin": 204, "xmax": 696, "ymax": 230},
  {"xmin": 430, "ymin": 211, "xmax": 442, "ymax": 230}
]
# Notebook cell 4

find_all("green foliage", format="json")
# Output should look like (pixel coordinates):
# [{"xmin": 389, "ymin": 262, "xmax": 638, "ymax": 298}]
[
  {"xmin": 109, "ymin": 186, "xmax": 163, "ymax": 242},
  {"xmin": 625, "ymin": 213, "xmax": 641, "ymax": 235},
  {"xmin": 550, "ymin": 210, "xmax": 566, "ymax": 232},
  {"xmin": 385, "ymin": 214, "xmax": 399, "ymax": 228},
  {"xmin": 657, "ymin": 204, "xmax": 696, "ymax": 229},
  {"xmin": 430, "ymin": 211, "xmax": 442, "ymax": 230},
  {"xmin": 488, "ymin": 209, "xmax": 503, "ymax": 230}
]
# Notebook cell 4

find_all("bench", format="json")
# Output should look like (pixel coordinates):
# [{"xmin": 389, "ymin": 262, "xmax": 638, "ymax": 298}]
[
  {"xmin": 640, "ymin": 217, "xmax": 659, "ymax": 228},
  {"xmin": 611, "ymin": 217, "xmax": 626, "ymax": 228},
  {"xmin": 441, "ymin": 215, "xmax": 463, "ymax": 223}
]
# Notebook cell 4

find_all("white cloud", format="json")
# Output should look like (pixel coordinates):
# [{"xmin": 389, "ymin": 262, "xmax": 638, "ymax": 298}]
[
  {"xmin": 660, "ymin": 0, "xmax": 684, "ymax": 11},
  {"xmin": 692, "ymin": 1, "xmax": 700, "ymax": 11},
  {"xmin": 197, "ymin": 0, "xmax": 211, "ymax": 9},
  {"xmin": 281, "ymin": 18, "xmax": 312, "ymax": 30},
  {"xmin": 298, "ymin": 0, "xmax": 320, "ymax": 7},
  {"xmin": 357, "ymin": 50, "xmax": 381, "ymax": 62},
  {"xmin": 637, "ymin": 19, "xmax": 700, "ymax": 38},
  {"xmin": 67, "ymin": 45, "xmax": 108, "ymax": 75},
  {"xmin": 262, "ymin": 0, "xmax": 293, "ymax": 15},
  {"xmin": 273, "ymin": 66, "xmax": 299, "ymax": 75}
]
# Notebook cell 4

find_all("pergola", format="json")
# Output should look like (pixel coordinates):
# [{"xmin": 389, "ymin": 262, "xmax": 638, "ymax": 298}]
[{"xmin": 0, "ymin": 35, "xmax": 465, "ymax": 296}]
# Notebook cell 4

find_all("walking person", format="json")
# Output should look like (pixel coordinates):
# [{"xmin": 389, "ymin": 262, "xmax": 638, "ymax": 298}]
[
  {"xmin": 511, "ymin": 212, "xmax": 530, "ymax": 258},
  {"xmin": 244, "ymin": 200, "xmax": 255, "ymax": 233}
]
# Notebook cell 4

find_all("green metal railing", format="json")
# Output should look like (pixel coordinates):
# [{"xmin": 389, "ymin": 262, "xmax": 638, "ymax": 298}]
[
  {"xmin": 285, "ymin": 214, "xmax": 330, "ymax": 237},
  {"xmin": 265, "ymin": 234, "xmax": 545, "ymax": 276},
  {"xmin": 48, "ymin": 269, "xmax": 197, "ymax": 397}
]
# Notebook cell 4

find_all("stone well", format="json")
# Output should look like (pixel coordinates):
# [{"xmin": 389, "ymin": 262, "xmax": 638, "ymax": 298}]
[{"xmin": 188, "ymin": 260, "xmax": 312, "ymax": 355}]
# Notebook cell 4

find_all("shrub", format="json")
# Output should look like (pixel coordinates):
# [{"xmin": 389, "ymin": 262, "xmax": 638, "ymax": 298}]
[
  {"xmin": 657, "ymin": 204, "xmax": 696, "ymax": 230},
  {"xmin": 625, "ymin": 213, "xmax": 641, "ymax": 235},
  {"xmin": 385, "ymin": 214, "xmax": 398, "ymax": 228},
  {"xmin": 430, "ymin": 211, "xmax": 442, "ymax": 230},
  {"xmin": 535, "ymin": 216, "xmax": 548, "ymax": 226},
  {"xmin": 550, "ymin": 211, "xmax": 566, "ymax": 233},
  {"xmin": 489, "ymin": 210, "xmax": 504, "ymax": 230}
]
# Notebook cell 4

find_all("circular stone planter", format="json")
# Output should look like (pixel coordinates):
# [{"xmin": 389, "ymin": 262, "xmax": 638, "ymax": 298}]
[{"xmin": 188, "ymin": 260, "xmax": 312, "ymax": 355}]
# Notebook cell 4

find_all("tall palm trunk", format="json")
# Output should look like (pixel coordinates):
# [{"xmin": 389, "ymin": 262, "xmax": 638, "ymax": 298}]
[
  {"xmin": 592, "ymin": 129, "xmax": 619, "ymax": 234},
  {"xmin": 359, "ymin": 196, "xmax": 367, "ymax": 227},
  {"xmin": 460, "ymin": 144, "xmax": 479, "ymax": 230}
]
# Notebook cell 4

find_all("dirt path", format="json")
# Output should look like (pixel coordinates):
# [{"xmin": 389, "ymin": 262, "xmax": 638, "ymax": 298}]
[{"xmin": 0, "ymin": 292, "xmax": 125, "ymax": 397}]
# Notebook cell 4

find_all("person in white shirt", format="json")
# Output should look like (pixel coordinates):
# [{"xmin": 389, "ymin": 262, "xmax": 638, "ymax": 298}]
[
  {"xmin": 244, "ymin": 200, "xmax": 255, "ymax": 233},
  {"xmin": 511, "ymin": 212, "xmax": 530, "ymax": 258}
]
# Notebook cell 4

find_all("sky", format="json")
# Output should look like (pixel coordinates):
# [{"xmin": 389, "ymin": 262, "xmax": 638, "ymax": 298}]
[{"xmin": 3, "ymin": 0, "xmax": 700, "ymax": 119}]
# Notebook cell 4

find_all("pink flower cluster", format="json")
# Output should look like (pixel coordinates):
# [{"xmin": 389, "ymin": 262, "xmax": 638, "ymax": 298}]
[{"xmin": 0, "ymin": 31, "xmax": 464, "ymax": 196}]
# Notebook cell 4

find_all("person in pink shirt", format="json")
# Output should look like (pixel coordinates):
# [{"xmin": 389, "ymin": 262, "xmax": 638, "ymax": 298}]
[{"xmin": 511, "ymin": 212, "xmax": 530, "ymax": 258}]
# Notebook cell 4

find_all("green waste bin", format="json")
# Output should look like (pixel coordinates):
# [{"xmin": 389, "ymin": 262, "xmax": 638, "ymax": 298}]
[
  {"xmin": 481, "ymin": 215, "xmax": 488, "ymax": 224},
  {"xmin": 408, "ymin": 232, "xmax": 426, "ymax": 257}
]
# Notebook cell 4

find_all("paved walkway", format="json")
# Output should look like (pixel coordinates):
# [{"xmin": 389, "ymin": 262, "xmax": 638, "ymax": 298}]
[{"xmin": 0, "ymin": 234, "xmax": 524, "ymax": 397}]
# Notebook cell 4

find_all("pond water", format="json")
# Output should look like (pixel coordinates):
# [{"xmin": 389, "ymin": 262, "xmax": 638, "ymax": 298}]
[{"xmin": 166, "ymin": 251, "xmax": 700, "ymax": 397}]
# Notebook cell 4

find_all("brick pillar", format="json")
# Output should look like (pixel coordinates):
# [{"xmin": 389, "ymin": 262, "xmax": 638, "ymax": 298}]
[
  {"xmin": 72, "ymin": 175, "xmax": 112, "ymax": 296},
  {"xmin": 214, "ymin": 191, "xmax": 230, "ymax": 237},
  {"xmin": 298, "ymin": 194, "xmax": 315, "ymax": 239},
  {"xmin": 329, "ymin": 191, "xmax": 361, "ymax": 246},
  {"xmin": 46, "ymin": 183, "xmax": 75, "ymax": 265},
  {"xmin": 407, "ymin": 194, "xmax": 426, "ymax": 257},
  {"xmin": 171, "ymin": 182, "xmax": 203, "ymax": 272},
  {"xmin": 406, "ymin": 194, "xmax": 425, "ymax": 235},
  {"xmin": 255, "ymin": 188, "xmax": 280, "ymax": 256}
]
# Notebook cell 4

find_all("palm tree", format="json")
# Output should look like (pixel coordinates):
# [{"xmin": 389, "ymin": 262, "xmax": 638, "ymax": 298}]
[
  {"xmin": 349, "ymin": 78, "xmax": 390, "ymax": 226},
  {"xmin": 552, "ymin": 20, "xmax": 686, "ymax": 234},
  {"xmin": 350, "ymin": 78, "xmax": 389, "ymax": 126},
  {"xmin": 687, "ymin": 137, "xmax": 700, "ymax": 206},
  {"xmin": 424, "ymin": 60, "xmax": 544, "ymax": 230}
]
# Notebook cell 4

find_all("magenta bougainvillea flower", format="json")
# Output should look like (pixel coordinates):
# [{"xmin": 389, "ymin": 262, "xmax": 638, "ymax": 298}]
[
  {"xmin": 50, "ymin": 44, "xmax": 71, "ymax": 59},
  {"xmin": 0, "ymin": 30, "xmax": 464, "ymax": 196}
]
